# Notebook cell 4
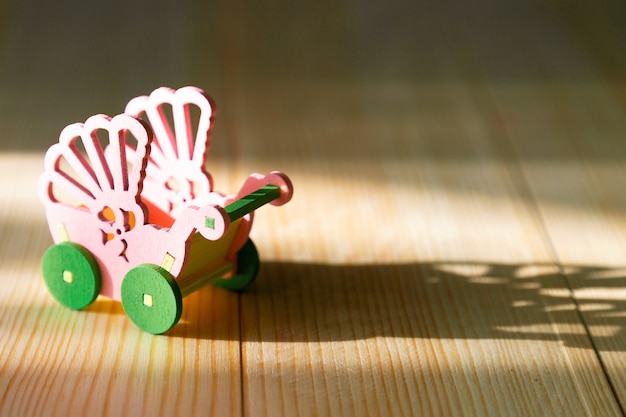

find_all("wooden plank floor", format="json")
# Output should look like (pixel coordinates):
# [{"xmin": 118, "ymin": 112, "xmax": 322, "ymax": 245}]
[{"xmin": 0, "ymin": 0, "xmax": 624, "ymax": 416}]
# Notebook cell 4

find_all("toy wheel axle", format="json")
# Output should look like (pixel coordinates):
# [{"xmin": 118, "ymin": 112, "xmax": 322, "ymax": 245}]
[{"xmin": 214, "ymin": 239, "xmax": 260, "ymax": 291}]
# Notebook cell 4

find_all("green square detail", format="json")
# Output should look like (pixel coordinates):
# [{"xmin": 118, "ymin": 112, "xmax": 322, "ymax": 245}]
[{"xmin": 205, "ymin": 216, "xmax": 215, "ymax": 229}]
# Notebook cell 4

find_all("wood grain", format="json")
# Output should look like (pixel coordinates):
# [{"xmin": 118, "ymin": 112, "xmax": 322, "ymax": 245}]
[
  {"xmin": 486, "ymin": 74, "xmax": 626, "ymax": 410},
  {"xmin": 236, "ymin": 81, "xmax": 622, "ymax": 416},
  {"xmin": 0, "ymin": 0, "xmax": 624, "ymax": 416},
  {"xmin": 454, "ymin": 1, "xmax": 626, "ymax": 410}
]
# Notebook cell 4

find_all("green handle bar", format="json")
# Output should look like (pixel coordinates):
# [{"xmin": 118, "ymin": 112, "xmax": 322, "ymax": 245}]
[{"xmin": 224, "ymin": 185, "xmax": 282, "ymax": 222}]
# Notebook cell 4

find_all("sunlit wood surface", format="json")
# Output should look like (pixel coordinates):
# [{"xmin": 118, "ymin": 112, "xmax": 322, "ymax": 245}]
[{"xmin": 0, "ymin": 0, "xmax": 624, "ymax": 416}]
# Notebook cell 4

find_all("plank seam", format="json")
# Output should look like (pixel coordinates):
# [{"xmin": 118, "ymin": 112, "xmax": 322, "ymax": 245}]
[{"xmin": 489, "ymin": 95, "xmax": 626, "ymax": 417}]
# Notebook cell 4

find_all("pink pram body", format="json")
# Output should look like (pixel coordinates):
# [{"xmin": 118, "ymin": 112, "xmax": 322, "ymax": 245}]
[{"xmin": 38, "ymin": 87, "xmax": 293, "ymax": 333}]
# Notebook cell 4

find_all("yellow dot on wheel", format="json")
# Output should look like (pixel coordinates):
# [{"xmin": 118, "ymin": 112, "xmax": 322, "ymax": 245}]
[
  {"xmin": 63, "ymin": 270, "xmax": 74, "ymax": 284},
  {"xmin": 143, "ymin": 294, "xmax": 153, "ymax": 307}
]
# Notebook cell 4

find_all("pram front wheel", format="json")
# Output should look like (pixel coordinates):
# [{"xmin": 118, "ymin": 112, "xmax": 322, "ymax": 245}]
[
  {"xmin": 41, "ymin": 242, "xmax": 102, "ymax": 310},
  {"xmin": 121, "ymin": 264, "xmax": 183, "ymax": 334},
  {"xmin": 214, "ymin": 238, "xmax": 260, "ymax": 291}
]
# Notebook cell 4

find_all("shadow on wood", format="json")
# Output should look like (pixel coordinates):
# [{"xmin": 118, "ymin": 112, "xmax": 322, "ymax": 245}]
[{"xmin": 234, "ymin": 261, "xmax": 626, "ymax": 351}]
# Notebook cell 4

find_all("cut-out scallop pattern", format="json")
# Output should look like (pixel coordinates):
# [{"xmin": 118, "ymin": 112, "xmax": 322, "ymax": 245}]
[
  {"xmin": 124, "ymin": 86, "xmax": 215, "ymax": 214},
  {"xmin": 39, "ymin": 114, "xmax": 152, "ymax": 262}
]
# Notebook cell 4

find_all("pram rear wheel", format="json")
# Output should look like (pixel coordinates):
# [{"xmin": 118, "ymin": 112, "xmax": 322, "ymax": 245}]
[
  {"xmin": 121, "ymin": 264, "xmax": 183, "ymax": 334},
  {"xmin": 41, "ymin": 242, "xmax": 101, "ymax": 310},
  {"xmin": 214, "ymin": 238, "xmax": 260, "ymax": 291}
]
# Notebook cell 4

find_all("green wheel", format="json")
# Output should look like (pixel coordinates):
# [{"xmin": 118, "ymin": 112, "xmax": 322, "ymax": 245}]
[
  {"xmin": 41, "ymin": 242, "xmax": 101, "ymax": 310},
  {"xmin": 214, "ymin": 239, "xmax": 260, "ymax": 291},
  {"xmin": 121, "ymin": 264, "xmax": 182, "ymax": 334}
]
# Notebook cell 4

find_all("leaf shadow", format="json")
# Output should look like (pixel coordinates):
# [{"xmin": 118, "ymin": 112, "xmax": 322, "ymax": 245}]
[{"xmin": 225, "ymin": 260, "xmax": 626, "ymax": 351}]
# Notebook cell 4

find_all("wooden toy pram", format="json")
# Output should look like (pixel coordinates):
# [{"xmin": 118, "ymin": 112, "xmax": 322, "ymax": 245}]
[{"xmin": 38, "ymin": 86, "xmax": 293, "ymax": 334}]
